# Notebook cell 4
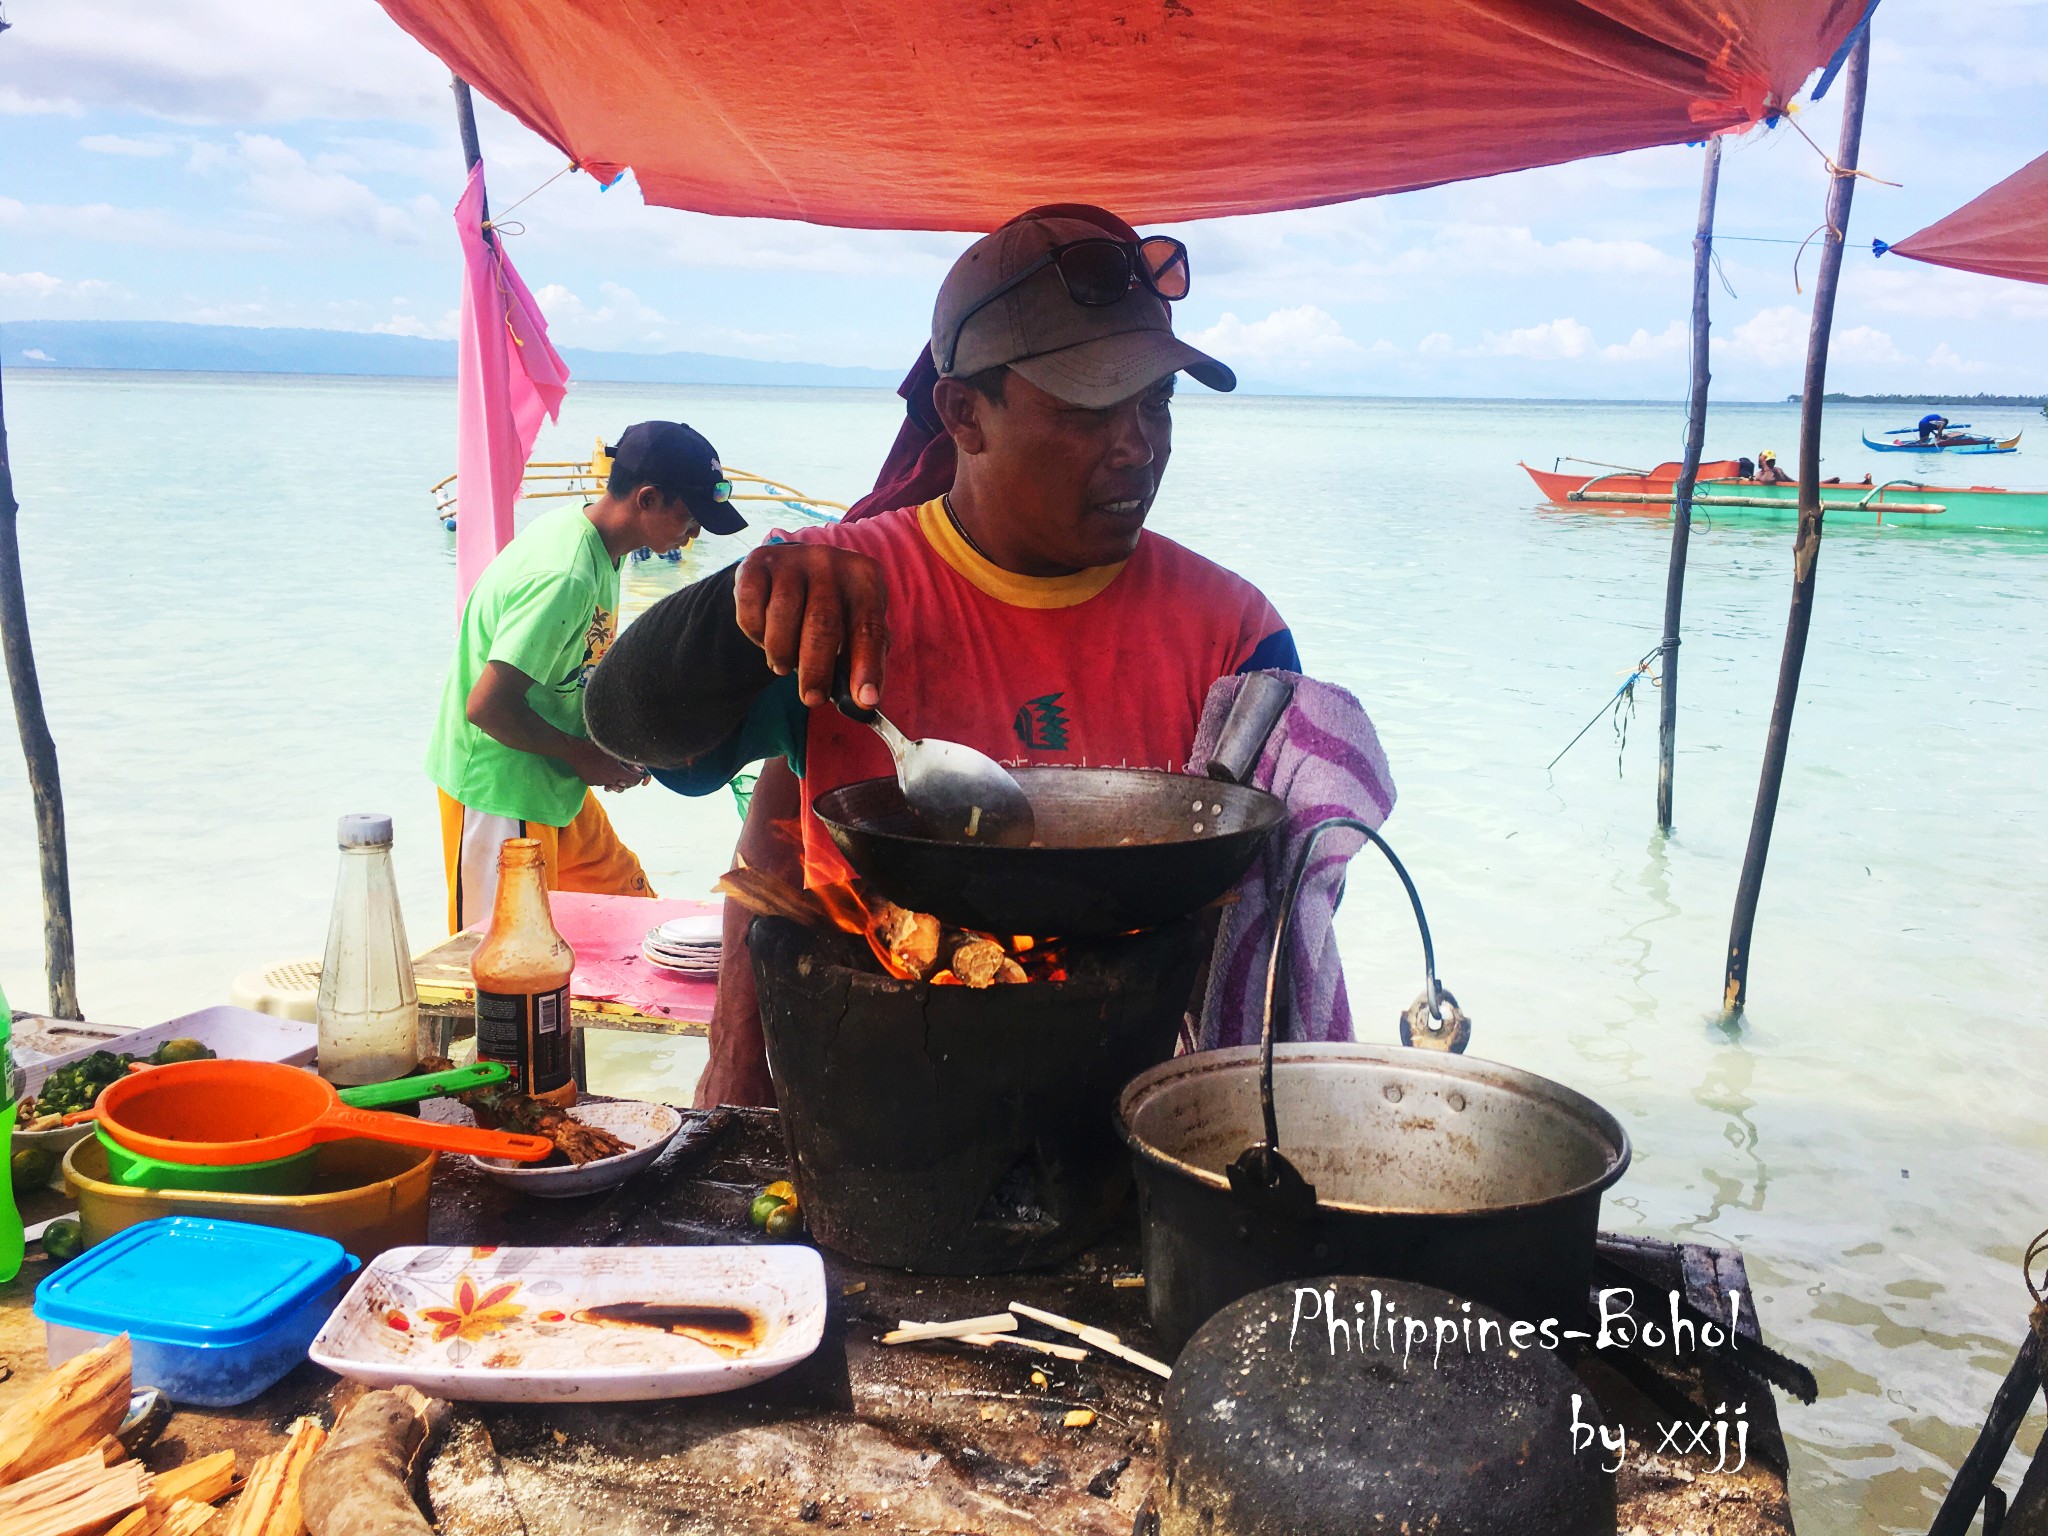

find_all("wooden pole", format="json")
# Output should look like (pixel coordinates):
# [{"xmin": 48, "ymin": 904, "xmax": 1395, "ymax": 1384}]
[
  {"xmin": 1722, "ymin": 30, "xmax": 1871, "ymax": 1015},
  {"xmin": 1657, "ymin": 136, "xmax": 1723, "ymax": 835},
  {"xmin": 451, "ymin": 75, "xmax": 490, "ymax": 231},
  {"xmin": 0, "ymin": 358, "xmax": 82, "ymax": 1018}
]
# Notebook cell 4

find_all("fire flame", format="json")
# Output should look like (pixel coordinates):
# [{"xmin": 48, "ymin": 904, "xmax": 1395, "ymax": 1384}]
[{"xmin": 811, "ymin": 879, "xmax": 1066, "ymax": 985}]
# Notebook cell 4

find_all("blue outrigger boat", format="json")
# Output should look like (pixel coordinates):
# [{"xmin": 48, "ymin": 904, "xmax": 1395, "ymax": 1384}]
[{"xmin": 1861, "ymin": 427, "xmax": 2021, "ymax": 454}]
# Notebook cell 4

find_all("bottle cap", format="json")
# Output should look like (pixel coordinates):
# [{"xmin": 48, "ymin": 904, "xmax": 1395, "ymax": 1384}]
[{"xmin": 337, "ymin": 814, "xmax": 395, "ymax": 848}]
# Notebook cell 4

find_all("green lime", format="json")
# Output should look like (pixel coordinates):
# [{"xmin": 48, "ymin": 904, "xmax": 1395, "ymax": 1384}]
[
  {"xmin": 41, "ymin": 1218, "xmax": 83, "ymax": 1265},
  {"xmin": 10, "ymin": 1144, "xmax": 57, "ymax": 1191},
  {"xmin": 763, "ymin": 1202, "xmax": 802, "ymax": 1241},
  {"xmin": 749, "ymin": 1192, "xmax": 789, "ymax": 1229},
  {"xmin": 148, "ymin": 1038, "xmax": 215, "ymax": 1065}
]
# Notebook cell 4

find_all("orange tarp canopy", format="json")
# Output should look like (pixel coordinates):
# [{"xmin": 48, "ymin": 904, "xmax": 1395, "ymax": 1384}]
[
  {"xmin": 1886, "ymin": 151, "xmax": 2048, "ymax": 287},
  {"xmin": 374, "ymin": 0, "xmax": 1869, "ymax": 231}
]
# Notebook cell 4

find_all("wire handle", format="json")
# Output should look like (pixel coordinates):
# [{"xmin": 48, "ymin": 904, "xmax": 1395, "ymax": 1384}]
[{"xmin": 1253, "ymin": 817, "xmax": 1464, "ymax": 1153}]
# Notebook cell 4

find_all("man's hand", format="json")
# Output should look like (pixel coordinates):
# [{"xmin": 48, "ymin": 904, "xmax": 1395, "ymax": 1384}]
[
  {"xmin": 570, "ymin": 739, "xmax": 649, "ymax": 793},
  {"xmin": 733, "ymin": 543, "xmax": 889, "ymax": 710}
]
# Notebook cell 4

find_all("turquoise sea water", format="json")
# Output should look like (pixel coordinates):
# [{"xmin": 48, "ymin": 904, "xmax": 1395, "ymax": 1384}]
[{"xmin": 3, "ymin": 370, "xmax": 2045, "ymax": 1532}]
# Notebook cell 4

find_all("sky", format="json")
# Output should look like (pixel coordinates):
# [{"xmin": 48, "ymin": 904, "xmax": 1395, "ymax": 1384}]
[{"xmin": 0, "ymin": 0, "xmax": 2044, "ymax": 400}]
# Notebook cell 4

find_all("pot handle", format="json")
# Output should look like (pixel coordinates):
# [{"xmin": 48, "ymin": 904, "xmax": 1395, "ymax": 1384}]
[{"xmin": 1255, "ymin": 818, "xmax": 1467, "ymax": 1151}]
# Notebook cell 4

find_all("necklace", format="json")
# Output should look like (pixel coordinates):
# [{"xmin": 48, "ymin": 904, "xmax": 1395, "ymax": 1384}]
[{"xmin": 941, "ymin": 493, "xmax": 994, "ymax": 562}]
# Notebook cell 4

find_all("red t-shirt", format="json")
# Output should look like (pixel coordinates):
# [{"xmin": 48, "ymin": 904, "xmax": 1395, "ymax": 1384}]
[{"xmin": 787, "ymin": 498, "xmax": 1293, "ymax": 882}]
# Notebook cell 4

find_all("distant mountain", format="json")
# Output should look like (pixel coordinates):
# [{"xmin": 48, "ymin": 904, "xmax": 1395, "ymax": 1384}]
[{"xmin": 0, "ymin": 320, "xmax": 899, "ymax": 389}]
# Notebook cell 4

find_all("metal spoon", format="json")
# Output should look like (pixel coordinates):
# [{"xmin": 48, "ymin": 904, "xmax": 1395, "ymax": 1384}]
[{"xmin": 834, "ymin": 679, "xmax": 1036, "ymax": 847}]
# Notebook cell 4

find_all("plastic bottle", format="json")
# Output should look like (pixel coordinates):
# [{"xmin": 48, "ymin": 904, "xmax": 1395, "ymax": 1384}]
[
  {"xmin": 0, "ymin": 982, "xmax": 24, "ymax": 1283},
  {"xmin": 470, "ymin": 838, "xmax": 577, "ymax": 1104},
  {"xmin": 316, "ymin": 814, "xmax": 420, "ymax": 1087}
]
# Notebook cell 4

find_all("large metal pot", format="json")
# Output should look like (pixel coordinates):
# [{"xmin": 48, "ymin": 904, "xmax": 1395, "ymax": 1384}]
[{"xmin": 1118, "ymin": 1042, "xmax": 1631, "ymax": 1353}]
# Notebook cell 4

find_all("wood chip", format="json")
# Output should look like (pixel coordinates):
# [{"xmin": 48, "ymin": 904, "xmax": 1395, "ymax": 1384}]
[
  {"xmin": 222, "ymin": 1418, "xmax": 326, "ymax": 1536},
  {"xmin": 1063, "ymin": 1409, "xmax": 1097, "ymax": 1429},
  {"xmin": 1008, "ymin": 1301, "xmax": 1173, "ymax": 1380},
  {"xmin": 882, "ymin": 1314, "xmax": 1017, "ymax": 1344},
  {"xmin": 1111, "ymin": 1275, "xmax": 1146, "ymax": 1289},
  {"xmin": 0, "ymin": 1449, "xmax": 150, "ymax": 1536},
  {"xmin": 0, "ymin": 1335, "xmax": 134, "ymax": 1483}
]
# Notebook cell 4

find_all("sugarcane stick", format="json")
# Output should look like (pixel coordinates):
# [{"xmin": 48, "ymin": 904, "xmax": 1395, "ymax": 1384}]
[
  {"xmin": 1008, "ymin": 1301, "xmax": 1173, "ymax": 1379},
  {"xmin": 0, "ymin": 1334, "xmax": 134, "ymax": 1483},
  {"xmin": 301, "ymin": 1389, "xmax": 441, "ymax": 1536}
]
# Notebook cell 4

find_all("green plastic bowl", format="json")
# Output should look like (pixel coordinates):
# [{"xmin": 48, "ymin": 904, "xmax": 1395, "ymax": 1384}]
[{"xmin": 95, "ymin": 1127, "xmax": 316, "ymax": 1194}]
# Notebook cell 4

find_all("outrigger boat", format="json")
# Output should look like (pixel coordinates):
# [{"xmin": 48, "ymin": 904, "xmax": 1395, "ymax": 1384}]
[
  {"xmin": 1522, "ymin": 458, "xmax": 2048, "ymax": 532},
  {"xmin": 429, "ymin": 438, "xmax": 846, "ymax": 533},
  {"xmin": 1860, "ymin": 427, "xmax": 2020, "ymax": 454}
]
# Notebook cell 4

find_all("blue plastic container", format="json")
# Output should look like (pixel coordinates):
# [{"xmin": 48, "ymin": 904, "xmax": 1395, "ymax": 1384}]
[{"xmin": 34, "ymin": 1216, "xmax": 359, "ymax": 1406}]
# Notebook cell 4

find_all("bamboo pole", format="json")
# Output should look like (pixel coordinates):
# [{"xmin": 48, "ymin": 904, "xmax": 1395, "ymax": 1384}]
[
  {"xmin": 451, "ymin": 75, "xmax": 490, "ymax": 234},
  {"xmin": 1657, "ymin": 136, "xmax": 1723, "ymax": 835},
  {"xmin": 0, "ymin": 355, "xmax": 81, "ymax": 1018},
  {"xmin": 1722, "ymin": 30, "xmax": 1871, "ymax": 1015}
]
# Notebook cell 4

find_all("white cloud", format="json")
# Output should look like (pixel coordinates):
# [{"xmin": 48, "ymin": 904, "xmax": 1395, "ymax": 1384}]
[
  {"xmin": 22, "ymin": 349, "xmax": 54, "ymax": 361},
  {"xmin": 370, "ymin": 306, "xmax": 459, "ymax": 341},
  {"xmin": 1925, "ymin": 341, "xmax": 1985, "ymax": 375},
  {"xmin": 1417, "ymin": 332, "xmax": 1455, "ymax": 356},
  {"xmin": 0, "ymin": 269, "xmax": 123, "ymax": 316},
  {"xmin": 0, "ymin": 0, "xmax": 448, "ymax": 123},
  {"xmin": 0, "ymin": 194, "xmax": 277, "ymax": 251},
  {"xmin": 1601, "ymin": 321, "xmax": 1687, "ymax": 362},
  {"xmin": 1832, "ymin": 324, "xmax": 1905, "ymax": 365},
  {"xmin": 80, "ymin": 133, "xmax": 174, "ymax": 158},
  {"xmin": 1472, "ymin": 318, "xmax": 1595, "ymax": 360},
  {"xmin": 1719, "ymin": 305, "xmax": 1809, "ymax": 367},
  {"xmin": 190, "ymin": 133, "xmax": 437, "ymax": 245},
  {"xmin": 1189, "ymin": 306, "xmax": 1377, "ymax": 373}
]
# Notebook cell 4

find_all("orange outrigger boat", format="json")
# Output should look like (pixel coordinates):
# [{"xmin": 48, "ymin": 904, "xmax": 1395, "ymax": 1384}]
[{"xmin": 1521, "ymin": 459, "xmax": 2048, "ymax": 531}]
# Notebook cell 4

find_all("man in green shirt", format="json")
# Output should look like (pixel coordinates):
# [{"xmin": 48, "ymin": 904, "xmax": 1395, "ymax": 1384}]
[{"xmin": 427, "ymin": 421, "xmax": 747, "ymax": 930}]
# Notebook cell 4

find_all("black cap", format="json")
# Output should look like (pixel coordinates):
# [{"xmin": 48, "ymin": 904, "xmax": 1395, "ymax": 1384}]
[{"xmin": 607, "ymin": 421, "xmax": 747, "ymax": 535}]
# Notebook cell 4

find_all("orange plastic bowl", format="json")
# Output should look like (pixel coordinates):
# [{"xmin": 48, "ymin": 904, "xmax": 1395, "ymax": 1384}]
[{"xmin": 74, "ymin": 1058, "xmax": 552, "ymax": 1166}]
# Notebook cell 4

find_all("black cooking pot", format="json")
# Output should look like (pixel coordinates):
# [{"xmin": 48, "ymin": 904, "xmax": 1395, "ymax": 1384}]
[{"xmin": 1115, "ymin": 818, "xmax": 1630, "ymax": 1354}]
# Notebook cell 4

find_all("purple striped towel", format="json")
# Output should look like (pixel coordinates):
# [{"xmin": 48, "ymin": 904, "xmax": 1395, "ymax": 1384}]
[{"xmin": 1184, "ymin": 672, "xmax": 1396, "ymax": 1051}]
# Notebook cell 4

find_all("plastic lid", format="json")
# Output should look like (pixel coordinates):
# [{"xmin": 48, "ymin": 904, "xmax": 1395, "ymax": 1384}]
[
  {"xmin": 338, "ymin": 813, "xmax": 394, "ymax": 847},
  {"xmin": 35, "ymin": 1217, "xmax": 358, "ymax": 1348}
]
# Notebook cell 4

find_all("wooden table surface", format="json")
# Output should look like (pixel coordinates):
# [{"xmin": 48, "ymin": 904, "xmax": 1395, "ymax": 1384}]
[{"xmin": 0, "ymin": 1111, "xmax": 1799, "ymax": 1534}]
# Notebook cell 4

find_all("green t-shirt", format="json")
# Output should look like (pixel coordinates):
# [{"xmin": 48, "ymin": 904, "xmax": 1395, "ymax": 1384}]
[{"xmin": 426, "ymin": 505, "xmax": 621, "ymax": 826}]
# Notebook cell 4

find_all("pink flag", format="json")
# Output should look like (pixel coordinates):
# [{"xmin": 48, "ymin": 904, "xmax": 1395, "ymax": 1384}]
[{"xmin": 454, "ymin": 162, "xmax": 569, "ymax": 604}]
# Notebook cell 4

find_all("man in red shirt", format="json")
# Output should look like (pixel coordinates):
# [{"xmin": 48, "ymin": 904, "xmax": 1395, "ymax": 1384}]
[{"xmin": 587, "ymin": 209, "xmax": 1296, "ymax": 1105}]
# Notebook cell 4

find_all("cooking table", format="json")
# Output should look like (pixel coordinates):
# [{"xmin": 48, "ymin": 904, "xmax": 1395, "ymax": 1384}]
[{"xmin": 0, "ymin": 1109, "xmax": 1796, "ymax": 1534}]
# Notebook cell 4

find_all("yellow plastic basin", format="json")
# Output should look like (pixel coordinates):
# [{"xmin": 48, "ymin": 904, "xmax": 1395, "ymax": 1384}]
[{"xmin": 64, "ymin": 1136, "xmax": 435, "ymax": 1263}]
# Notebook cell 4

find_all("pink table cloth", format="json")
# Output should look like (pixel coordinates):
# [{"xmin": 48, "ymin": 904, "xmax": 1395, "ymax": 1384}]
[{"xmin": 481, "ymin": 891, "xmax": 722, "ymax": 1026}]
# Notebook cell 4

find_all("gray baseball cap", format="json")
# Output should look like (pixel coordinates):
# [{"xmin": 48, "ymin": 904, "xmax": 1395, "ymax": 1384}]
[{"xmin": 931, "ymin": 215, "xmax": 1236, "ymax": 409}]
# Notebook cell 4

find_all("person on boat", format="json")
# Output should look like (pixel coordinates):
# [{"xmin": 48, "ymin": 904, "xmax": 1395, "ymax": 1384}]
[
  {"xmin": 1755, "ymin": 449, "xmax": 1792, "ymax": 484},
  {"xmin": 1917, "ymin": 413, "xmax": 1949, "ymax": 444},
  {"xmin": 427, "ymin": 421, "xmax": 748, "ymax": 931},
  {"xmin": 585, "ymin": 208, "xmax": 1299, "ymax": 1107}
]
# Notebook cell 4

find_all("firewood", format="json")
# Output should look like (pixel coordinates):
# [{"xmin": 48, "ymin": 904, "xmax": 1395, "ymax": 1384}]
[
  {"xmin": 111, "ymin": 1497, "xmax": 225, "ymax": 1536},
  {"xmin": 714, "ymin": 868, "xmax": 828, "ymax": 927},
  {"xmin": 152, "ymin": 1450, "xmax": 237, "ymax": 1508},
  {"xmin": 0, "ymin": 1449, "xmax": 150, "ymax": 1536},
  {"xmin": 301, "ymin": 1388, "xmax": 443, "ymax": 1536},
  {"xmin": 0, "ymin": 1335, "xmax": 134, "ymax": 1484},
  {"xmin": 221, "ymin": 1419, "xmax": 326, "ymax": 1536}
]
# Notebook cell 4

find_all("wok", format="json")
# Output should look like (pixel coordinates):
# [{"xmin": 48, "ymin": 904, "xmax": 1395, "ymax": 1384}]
[{"xmin": 811, "ymin": 767, "xmax": 1284, "ymax": 937}]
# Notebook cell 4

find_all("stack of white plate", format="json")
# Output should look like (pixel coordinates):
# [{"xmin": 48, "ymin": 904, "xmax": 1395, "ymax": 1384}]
[{"xmin": 642, "ymin": 914, "xmax": 723, "ymax": 977}]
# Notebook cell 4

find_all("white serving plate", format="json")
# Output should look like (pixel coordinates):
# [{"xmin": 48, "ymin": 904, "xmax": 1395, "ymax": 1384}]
[
  {"xmin": 309, "ymin": 1244, "xmax": 826, "ymax": 1401},
  {"xmin": 654, "ymin": 915, "xmax": 723, "ymax": 946}
]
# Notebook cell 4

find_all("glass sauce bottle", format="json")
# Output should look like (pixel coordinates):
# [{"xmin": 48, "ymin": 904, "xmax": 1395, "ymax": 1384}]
[
  {"xmin": 316, "ymin": 814, "xmax": 420, "ymax": 1086},
  {"xmin": 470, "ymin": 838, "xmax": 577, "ymax": 1104}
]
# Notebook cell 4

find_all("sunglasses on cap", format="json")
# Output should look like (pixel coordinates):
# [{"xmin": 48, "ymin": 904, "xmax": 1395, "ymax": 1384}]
[{"xmin": 941, "ymin": 235, "xmax": 1192, "ymax": 375}]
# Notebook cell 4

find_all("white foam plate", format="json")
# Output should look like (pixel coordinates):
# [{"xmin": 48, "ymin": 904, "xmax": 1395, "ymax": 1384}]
[{"xmin": 309, "ymin": 1244, "xmax": 826, "ymax": 1401}]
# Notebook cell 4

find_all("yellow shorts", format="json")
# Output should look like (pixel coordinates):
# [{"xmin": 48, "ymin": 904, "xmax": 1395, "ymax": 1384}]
[{"xmin": 437, "ymin": 788, "xmax": 655, "ymax": 933}]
